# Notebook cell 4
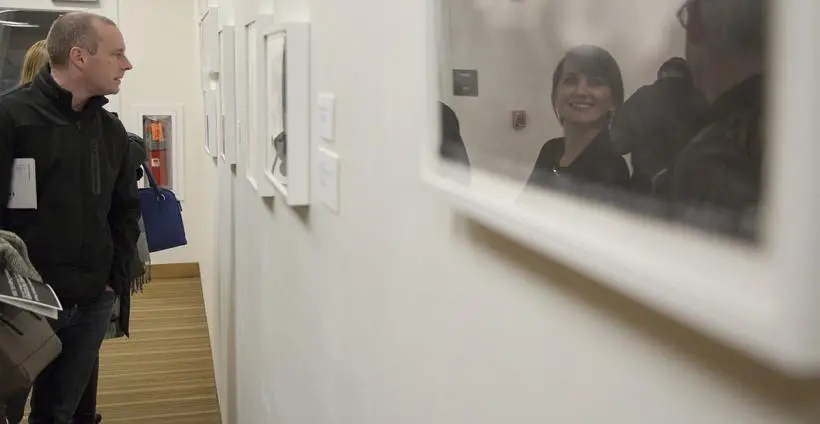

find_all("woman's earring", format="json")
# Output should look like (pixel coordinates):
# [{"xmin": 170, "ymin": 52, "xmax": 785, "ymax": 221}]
[{"xmin": 607, "ymin": 110, "xmax": 615, "ymax": 132}]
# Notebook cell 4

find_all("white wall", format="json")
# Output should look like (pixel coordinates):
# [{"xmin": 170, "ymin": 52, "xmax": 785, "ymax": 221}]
[{"xmin": 193, "ymin": 1, "xmax": 820, "ymax": 424}]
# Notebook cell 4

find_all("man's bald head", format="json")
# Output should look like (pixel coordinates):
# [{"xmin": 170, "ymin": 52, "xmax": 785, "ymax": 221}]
[{"xmin": 47, "ymin": 12, "xmax": 117, "ymax": 68}]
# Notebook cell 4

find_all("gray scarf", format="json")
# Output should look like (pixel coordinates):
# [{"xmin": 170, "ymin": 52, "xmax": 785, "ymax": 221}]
[
  {"xmin": 0, "ymin": 230, "xmax": 42, "ymax": 283},
  {"xmin": 132, "ymin": 216, "xmax": 151, "ymax": 293}
]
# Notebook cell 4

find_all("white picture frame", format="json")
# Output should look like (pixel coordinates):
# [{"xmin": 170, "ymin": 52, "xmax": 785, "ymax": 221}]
[
  {"xmin": 241, "ymin": 13, "xmax": 275, "ymax": 197},
  {"xmin": 423, "ymin": 0, "xmax": 820, "ymax": 376},
  {"xmin": 128, "ymin": 104, "xmax": 186, "ymax": 201},
  {"xmin": 198, "ymin": 6, "xmax": 219, "ymax": 91},
  {"xmin": 257, "ymin": 20, "xmax": 311, "ymax": 206},
  {"xmin": 234, "ymin": 10, "xmax": 250, "ymax": 173},
  {"xmin": 200, "ymin": 6, "xmax": 220, "ymax": 158},
  {"xmin": 218, "ymin": 24, "xmax": 238, "ymax": 165},
  {"xmin": 203, "ymin": 88, "xmax": 219, "ymax": 158}
]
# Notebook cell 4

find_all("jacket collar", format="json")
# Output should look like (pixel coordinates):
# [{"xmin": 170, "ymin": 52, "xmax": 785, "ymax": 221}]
[
  {"xmin": 707, "ymin": 74, "xmax": 763, "ymax": 122},
  {"xmin": 549, "ymin": 129, "xmax": 615, "ymax": 168},
  {"xmin": 32, "ymin": 64, "xmax": 109, "ymax": 117}
]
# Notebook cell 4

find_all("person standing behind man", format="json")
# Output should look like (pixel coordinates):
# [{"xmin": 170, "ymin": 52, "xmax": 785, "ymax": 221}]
[
  {"xmin": 0, "ymin": 12, "xmax": 139, "ymax": 424},
  {"xmin": 18, "ymin": 40, "xmax": 48, "ymax": 87},
  {"xmin": 0, "ymin": 37, "xmax": 51, "ymax": 424}
]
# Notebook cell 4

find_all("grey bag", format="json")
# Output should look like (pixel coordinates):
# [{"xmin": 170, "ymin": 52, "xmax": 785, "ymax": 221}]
[{"xmin": 0, "ymin": 303, "xmax": 62, "ymax": 397}]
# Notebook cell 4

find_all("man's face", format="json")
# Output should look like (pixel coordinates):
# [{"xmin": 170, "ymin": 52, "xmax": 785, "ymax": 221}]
[{"xmin": 81, "ymin": 21, "xmax": 132, "ymax": 96}]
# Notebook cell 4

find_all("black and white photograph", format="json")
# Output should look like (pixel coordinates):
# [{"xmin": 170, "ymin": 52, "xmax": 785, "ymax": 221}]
[{"xmin": 265, "ymin": 33, "xmax": 287, "ymax": 187}]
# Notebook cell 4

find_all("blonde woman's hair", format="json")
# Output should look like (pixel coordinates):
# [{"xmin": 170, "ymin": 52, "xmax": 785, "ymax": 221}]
[{"xmin": 20, "ymin": 40, "xmax": 48, "ymax": 85}]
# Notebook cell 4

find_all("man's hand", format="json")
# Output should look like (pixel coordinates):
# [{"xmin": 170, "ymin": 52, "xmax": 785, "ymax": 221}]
[{"xmin": 105, "ymin": 285, "xmax": 115, "ymax": 293}]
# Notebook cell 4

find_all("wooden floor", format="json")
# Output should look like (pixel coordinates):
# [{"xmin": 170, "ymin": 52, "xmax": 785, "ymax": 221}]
[{"xmin": 96, "ymin": 277, "xmax": 221, "ymax": 424}]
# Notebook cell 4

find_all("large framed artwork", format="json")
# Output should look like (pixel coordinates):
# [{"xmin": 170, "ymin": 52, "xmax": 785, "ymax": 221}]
[
  {"xmin": 200, "ymin": 6, "xmax": 220, "ymax": 158},
  {"xmin": 199, "ymin": 5, "xmax": 219, "ymax": 91},
  {"xmin": 242, "ymin": 13, "xmax": 276, "ymax": 197},
  {"xmin": 218, "ymin": 24, "xmax": 238, "ymax": 165},
  {"xmin": 234, "ymin": 9, "xmax": 251, "ymax": 173},
  {"xmin": 423, "ymin": 0, "xmax": 820, "ymax": 376},
  {"xmin": 256, "ymin": 20, "xmax": 311, "ymax": 206},
  {"xmin": 203, "ymin": 89, "xmax": 219, "ymax": 158}
]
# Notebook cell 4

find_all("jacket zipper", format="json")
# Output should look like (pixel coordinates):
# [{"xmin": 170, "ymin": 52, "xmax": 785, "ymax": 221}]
[
  {"xmin": 82, "ymin": 121, "xmax": 102, "ymax": 195},
  {"xmin": 91, "ymin": 141, "xmax": 101, "ymax": 195}
]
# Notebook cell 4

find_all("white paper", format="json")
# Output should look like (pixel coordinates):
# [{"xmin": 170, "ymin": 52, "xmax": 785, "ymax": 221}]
[
  {"xmin": 318, "ymin": 93, "xmax": 336, "ymax": 141},
  {"xmin": 317, "ymin": 147, "xmax": 340, "ymax": 213},
  {"xmin": 8, "ymin": 158, "xmax": 37, "ymax": 210}
]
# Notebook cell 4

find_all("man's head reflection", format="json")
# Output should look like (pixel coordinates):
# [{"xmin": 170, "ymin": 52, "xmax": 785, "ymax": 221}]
[{"xmin": 678, "ymin": 0, "xmax": 764, "ymax": 102}]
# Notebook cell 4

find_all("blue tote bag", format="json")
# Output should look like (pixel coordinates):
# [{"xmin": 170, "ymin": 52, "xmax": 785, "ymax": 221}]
[{"xmin": 139, "ymin": 163, "xmax": 187, "ymax": 253}]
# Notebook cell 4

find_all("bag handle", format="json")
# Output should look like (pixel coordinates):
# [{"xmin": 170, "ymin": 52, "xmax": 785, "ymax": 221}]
[{"xmin": 140, "ymin": 162, "xmax": 164, "ymax": 199}]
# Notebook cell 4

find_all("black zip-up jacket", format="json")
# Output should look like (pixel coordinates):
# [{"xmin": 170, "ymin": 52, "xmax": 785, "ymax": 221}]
[{"xmin": 0, "ymin": 68, "xmax": 141, "ymax": 306}]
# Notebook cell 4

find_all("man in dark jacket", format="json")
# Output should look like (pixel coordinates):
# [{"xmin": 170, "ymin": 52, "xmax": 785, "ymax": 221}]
[
  {"xmin": 609, "ymin": 57, "xmax": 708, "ymax": 196},
  {"xmin": 0, "ymin": 12, "xmax": 138, "ymax": 424},
  {"xmin": 671, "ymin": 0, "xmax": 764, "ymax": 239},
  {"xmin": 439, "ymin": 101, "xmax": 470, "ymax": 169}
]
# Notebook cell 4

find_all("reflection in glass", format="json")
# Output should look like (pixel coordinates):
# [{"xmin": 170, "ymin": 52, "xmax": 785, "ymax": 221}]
[
  {"xmin": 437, "ymin": 0, "xmax": 766, "ymax": 242},
  {"xmin": 265, "ymin": 33, "xmax": 287, "ymax": 184}
]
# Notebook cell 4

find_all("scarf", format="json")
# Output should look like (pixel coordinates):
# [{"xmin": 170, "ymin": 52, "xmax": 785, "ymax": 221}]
[
  {"xmin": 131, "ymin": 216, "xmax": 151, "ymax": 294},
  {"xmin": 0, "ymin": 230, "xmax": 42, "ymax": 283}
]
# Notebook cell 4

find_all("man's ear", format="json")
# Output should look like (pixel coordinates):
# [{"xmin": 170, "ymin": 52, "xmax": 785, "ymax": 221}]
[{"xmin": 68, "ymin": 46, "xmax": 85, "ymax": 68}]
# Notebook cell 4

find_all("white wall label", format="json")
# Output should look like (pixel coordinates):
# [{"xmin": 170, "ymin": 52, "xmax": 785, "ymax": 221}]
[
  {"xmin": 317, "ymin": 93, "xmax": 335, "ymax": 141},
  {"xmin": 316, "ymin": 147, "xmax": 339, "ymax": 213}
]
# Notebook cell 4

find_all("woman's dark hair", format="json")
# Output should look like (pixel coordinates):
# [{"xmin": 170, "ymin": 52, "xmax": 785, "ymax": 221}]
[{"xmin": 551, "ymin": 45, "xmax": 625, "ymax": 115}]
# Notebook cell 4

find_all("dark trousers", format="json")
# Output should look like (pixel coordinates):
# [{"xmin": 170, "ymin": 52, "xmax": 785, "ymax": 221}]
[
  {"xmin": 72, "ymin": 357, "xmax": 99, "ymax": 424},
  {"xmin": 7, "ymin": 291, "xmax": 114, "ymax": 424}
]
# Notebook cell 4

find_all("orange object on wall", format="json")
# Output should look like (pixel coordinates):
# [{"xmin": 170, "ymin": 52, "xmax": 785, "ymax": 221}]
[
  {"xmin": 148, "ymin": 120, "xmax": 165, "ymax": 143},
  {"xmin": 149, "ymin": 150, "xmax": 168, "ymax": 187}
]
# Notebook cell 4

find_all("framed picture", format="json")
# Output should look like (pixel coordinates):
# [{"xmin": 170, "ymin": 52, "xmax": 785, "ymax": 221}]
[
  {"xmin": 199, "ymin": 6, "xmax": 220, "ymax": 158},
  {"xmin": 423, "ymin": 0, "xmax": 820, "ymax": 376},
  {"xmin": 203, "ymin": 88, "xmax": 218, "ymax": 158},
  {"xmin": 218, "ymin": 24, "xmax": 238, "ymax": 165},
  {"xmin": 234, "ymin": 9, "xmax": 250, "ymax": 172},
  {"xmin": 257, "ymin": 20, "xmax": 311, "ymax": 206},
  {"xmin": 241, "ymin": 13, "xmax": 275, "ymax": 196},
  {"xmin": 198, "ymin": 5, "xmax": 219, "ymax": 91},
  {"xmin": 128, "ymin": 104, "xmax": 186, "ymax": 201}
]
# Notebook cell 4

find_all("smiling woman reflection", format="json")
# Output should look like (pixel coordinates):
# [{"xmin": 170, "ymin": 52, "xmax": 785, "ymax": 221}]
[{"xmin": 525, "ymin": 45, "xmax": 629, "ymax": 193}]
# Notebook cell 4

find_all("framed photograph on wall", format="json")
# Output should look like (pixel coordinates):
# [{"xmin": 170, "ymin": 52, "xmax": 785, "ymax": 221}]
[
  {"xmin": 218, "ymin": 24, "xmax": 238, "ymax": 165},
  {"xmin": 198, "ymin": 5, "xmax": 219, "ymax": 91},
  {"xmin": 423, "ymin": 0, "xmax": 820, "ymax": 376},
  {"xmin": 203, "ymin": 88, "xmax": 218, "ymax": 158},
  {"xmin": 241, "ymin": 13, "xmax": 275, "ymax": 197},
  {"xmin": 235, "ymin": 9, "xmax": 252, "ymax": 173},
  {"xmin": 128, "ymin": 104, "xmax": 186, "ymax": 200},
  {"xmin": 257, "ymin": 20, "xmax": 311, "ymax": 206}
]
